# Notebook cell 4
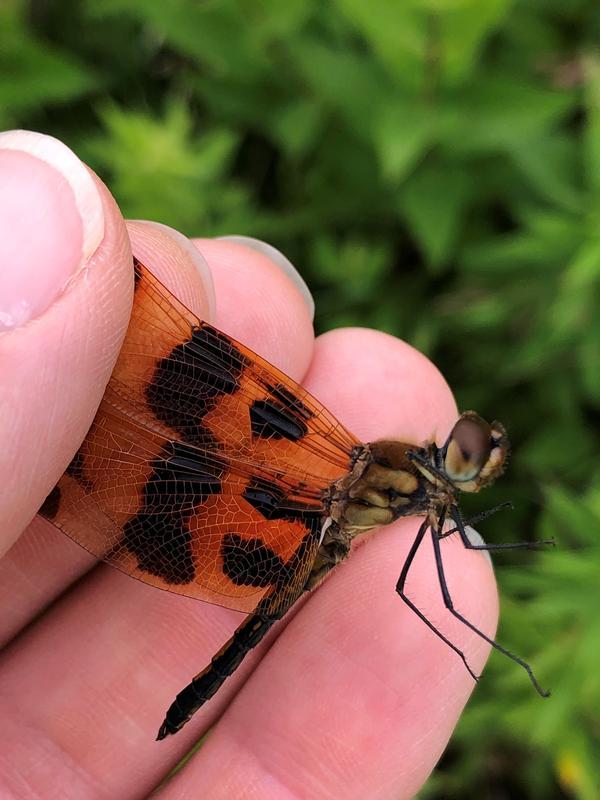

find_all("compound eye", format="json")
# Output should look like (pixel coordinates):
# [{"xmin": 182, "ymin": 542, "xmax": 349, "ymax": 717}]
[{"xmin": 444, "ymin": 415, "xmax": 492, "ymax": 482}]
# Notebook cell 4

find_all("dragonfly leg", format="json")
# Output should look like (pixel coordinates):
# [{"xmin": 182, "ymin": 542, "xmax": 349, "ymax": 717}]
[
  {"xmin": 445, "ymin": 505, "xmax": 555, "ymax": 551},
  {"xmin": 395, "ymin": 517, "xmax": 480, "ymax": 683},
  {"xmin": 437, "ymin": 502, "xmax": 512, "ymax": 540},
  {"xmin": 430, "ymin": 526, "xmax": 550, "ymax": 697}
]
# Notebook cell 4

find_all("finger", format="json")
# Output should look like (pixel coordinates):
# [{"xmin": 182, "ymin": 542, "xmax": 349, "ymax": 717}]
[
  {"xmin": 0, "ymin": 217, "xmax": 216, "ymax": 647},
  {"xmin": 0, "ymin": 231, "xmax": 314, "ymax": 647},
  {"xmin": 0, "ymin": 229, "xmax": 310, "ymax": 645},
  {"xmin": 0, "ymin": 130, "xmax": 132, "ymax": 645},
  {"xmin": 127, "ymin": 221, "xmax": 216, "ymax": 322},
  {"xmin": 0, "ymin": 238, "xmax": 317, "ymax": 796},
  {"xmin": 193, "ymin": 236, "xmax": 315, "ymax": 380},
  {"xmin": 0, "ymin": 130, "xmax": 132, "ymax": 557},
  {"xmin": 161, "ymin": 329, "xmax": 499, "ymax": 800}
]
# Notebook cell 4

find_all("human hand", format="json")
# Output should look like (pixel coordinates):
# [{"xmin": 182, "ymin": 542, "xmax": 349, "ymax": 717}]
[{"xmin": 0, "ymin": 130, "xmax": 498, "ymax": 799}]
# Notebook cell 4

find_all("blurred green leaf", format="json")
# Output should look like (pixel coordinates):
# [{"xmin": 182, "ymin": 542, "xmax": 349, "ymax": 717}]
[
  {"xmin": 461, "ymin": 209, "xmax": 581, "ymax": 274},
  {"xmin": 311, "ymin": 234, "xmax": 392, "ymax": 301},
  {"xmin": 549, "ymin": 235, "xmax": 600, "ymax": 339},
  {"xmin": 333, "ymin": 0, "xmax": 427, "ymax": 89},
  {"xmin": 89, "ymin": 0, "xmax": 256, "ymax": 73},
  {"xmin": 85, "ymin": 100, "xmax": 247, "ymax": 233},
  {"xmin": 399, "ymin": 159, "xmax": 470, "ymax": 269},
  {"xmin": 372, "ymin": 100, "xmax": 433, "ymax": 182},
  {"xmin": 270, "ymin": 100, "xmax": 322, "ymax": 157},
  {"xmin": 509, "ymin": 134, "xmax": 582, "ymax": 211},
  {"xmin": 436, "ymin": 0, "xmax": 514, "ymax": 86},
  {"xmin": 293, "ymin": 39, "xmax": 390, "ymax": 138},
  {"xmin": 440, "ymin": 72, "xmax": 575, "ymax": 154},
  {"xmin": 579, "ymin": 318, "xmax": 600, "ymax": 404},
  {"xmin": 583, "ymin": 53, "xmax": 600, "ymax": 209},
  {"xmin": 0, "ymin": 2, "xmax": 97, "ymax": 126}
]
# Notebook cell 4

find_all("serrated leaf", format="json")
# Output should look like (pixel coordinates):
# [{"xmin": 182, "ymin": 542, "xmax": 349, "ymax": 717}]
[
  {"xmin": 311, "ymin": 235, "xmax": 392, "ymax": 300},
  {"xmin": 549, "ymin": 236, "xmax": 600, "ymax": 337},
  {"xmin": 86, "ymin": 99, "xmax": 244, "ymax": 233},
  {"xmin": 461, "ymin": 211, "xmax": 581, "ymax": 273},
  {"xmin": 293, "ymin": 39, "xmax": 390, "ymax": 137},
  {"xmin": 271, "ymin": 100, "xmax": 322, "ymax": 157},
  {"xmin": 89, "ymin": 0, "xmax": 264, "ymax": 75},
  {"xmin": 508, "ymin": 134, "xmax": 582, "ymax": 212},
  {"xmin": 399, "ymin": 160, "xmax": 470, "ymax": 270},
  {"xmin": 372, "ymin": 100, "xmax": 432, "ymax": 182},
  {"xmin": 440, "ymin": 72, "xmax": 575, "ymax": 155},
  {"xmin": 333, "ymin": 0, "xmax": 426, "ymax": 89},
  {"xmin": 0, "ymin": 5, "xmax": 97, "ymax": 126},
  {"xmin": 541, "ymin": 485, "xmax": 599, "ymax": 546},
  {"xmin": 436, "ymin": 0, "xmax": 513, "ymax": 85}
]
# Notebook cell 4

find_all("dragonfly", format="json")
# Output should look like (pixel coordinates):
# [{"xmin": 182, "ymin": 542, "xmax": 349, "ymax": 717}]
[{"xmin": 39, "ymin": 257, "xmax": 550, "ymax": 740}]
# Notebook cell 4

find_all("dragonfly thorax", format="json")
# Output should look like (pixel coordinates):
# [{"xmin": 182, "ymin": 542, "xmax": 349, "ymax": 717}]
[{"xmin": 327, "ymin": 412, "xmax": 509, "ymax": 539}]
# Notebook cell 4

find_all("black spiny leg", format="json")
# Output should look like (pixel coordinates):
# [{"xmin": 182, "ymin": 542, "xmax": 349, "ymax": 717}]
[
  {"xmin": 430, "ymin": 525, "xmax": 550, "ymax": 697},
  {"xmin": 395, "ymin": 517, "xmax": 480, "ymax": 683},
  {"xmin": 437, "ymin": 502, "xmax": 513, "ymax": 540},
  {"xmin": 446, "ymin": 505, "xmax": 555, "ymax": 551}
]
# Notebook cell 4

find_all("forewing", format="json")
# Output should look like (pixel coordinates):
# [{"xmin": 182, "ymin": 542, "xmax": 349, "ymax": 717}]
[{"xmin": 39, "ymin": 260, "xmax": 357, "ymax": 612}]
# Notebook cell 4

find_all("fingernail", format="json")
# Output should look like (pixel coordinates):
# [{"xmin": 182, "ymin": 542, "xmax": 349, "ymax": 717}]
[
  {"xmin": 127, "ymin": 220, "xmax": 217, "ymax": 321},
  {"xmin": 464, "ymin": 526, "xmax": 493, "ymax": 565},
  {"xmin": 218, "ymin": 235, "xmax": 314, "ymax": 320},
  {"xmin": 0, "ymin": 130, "xmax": 104, "ymax": 331}
]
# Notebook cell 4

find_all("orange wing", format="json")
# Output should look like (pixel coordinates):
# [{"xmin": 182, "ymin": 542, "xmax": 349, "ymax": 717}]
[{"xmin": 39, "ymin": 260, "xmax": 358, "ymax": 613}]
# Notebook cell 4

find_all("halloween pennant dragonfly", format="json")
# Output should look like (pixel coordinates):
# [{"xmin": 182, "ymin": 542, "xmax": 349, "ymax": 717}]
[{"xmin": 39, "ymin": 258, "xmax": 549, "ymax": 740}]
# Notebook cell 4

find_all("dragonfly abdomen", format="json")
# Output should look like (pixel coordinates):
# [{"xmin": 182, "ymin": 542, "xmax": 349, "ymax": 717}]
[{"xmin": 156, "ymin": 609, "xmax": 279, "ymax": 739}]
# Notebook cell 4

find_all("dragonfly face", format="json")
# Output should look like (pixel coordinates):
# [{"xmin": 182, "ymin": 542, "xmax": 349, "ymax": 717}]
[
  {"xmin": 38, "ymin": 258, "xmax": 548, "ymax": 741},
  {"xmin": 441, "ymin": 413, "xmax": 508, "ymax": 493}
]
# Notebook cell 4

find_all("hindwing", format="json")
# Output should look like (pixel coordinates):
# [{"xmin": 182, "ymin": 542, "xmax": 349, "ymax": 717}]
[{"xmin": 40, "ymin": 260, "xmax": 358, "ymax": 612}]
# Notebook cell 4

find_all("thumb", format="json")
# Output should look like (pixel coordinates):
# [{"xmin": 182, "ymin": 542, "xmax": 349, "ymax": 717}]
[{"xmin": 0, "ymin": 130, "xmax": 133, "ymax": 556}]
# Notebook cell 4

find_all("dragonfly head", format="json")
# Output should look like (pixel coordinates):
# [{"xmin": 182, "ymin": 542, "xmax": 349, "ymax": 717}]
[{"xmin": 441, "ymin": 412, "xmax": 508, "ymax": 493}]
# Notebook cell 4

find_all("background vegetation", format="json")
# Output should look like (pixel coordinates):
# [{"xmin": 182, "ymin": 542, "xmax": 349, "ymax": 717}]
[{"xmin": 3, "ymin": 0, "xmax": 599, "ymax": 796}]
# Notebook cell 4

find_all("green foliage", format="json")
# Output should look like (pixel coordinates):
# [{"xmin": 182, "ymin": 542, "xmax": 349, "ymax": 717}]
[
  {"xmin": 84, "ymin": 100, "xmax": 249, "ymax": 232},
  {"xmin": 0, "ymin": 1, "xmax": 97, "ymax": 127},
  {"xmin": 6, "ymin": 0, "xmax": 600, "ymax": 796}
]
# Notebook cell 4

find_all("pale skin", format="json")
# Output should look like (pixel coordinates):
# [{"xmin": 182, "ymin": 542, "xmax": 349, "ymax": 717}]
[{"xmin": 0, "ymin": 131, "xmax": 498, "ymax": 799}]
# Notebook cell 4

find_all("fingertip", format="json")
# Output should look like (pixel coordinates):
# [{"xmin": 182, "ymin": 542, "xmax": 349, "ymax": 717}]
[
  {"xmin": 0, "ymin": 130, "xmax": 105, "ymax": 330},
  {"xmin": 126, "ymin": 220, "xmax": 216, "ymax": 321},
  {"xmin": 0, "ymin": 167, "xmax": 132, "ymax": 555},
  {"xmin": 304, "ymin": 326, "xmax": 458, "ymax": 444},
  {"xmin": 217, "ymin": 235, "xmax": 315, "ymax": 321},
  {"xmin": 123, "ymin": 232, "xmax": 315, "ymax": 382},
  {"xmin": 192, "ymin": 237, "xmax": 315, "ymax": 381},
  {"xmin": 0, "ymin": 130, "xmax": 104, "ymax": 312}
]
